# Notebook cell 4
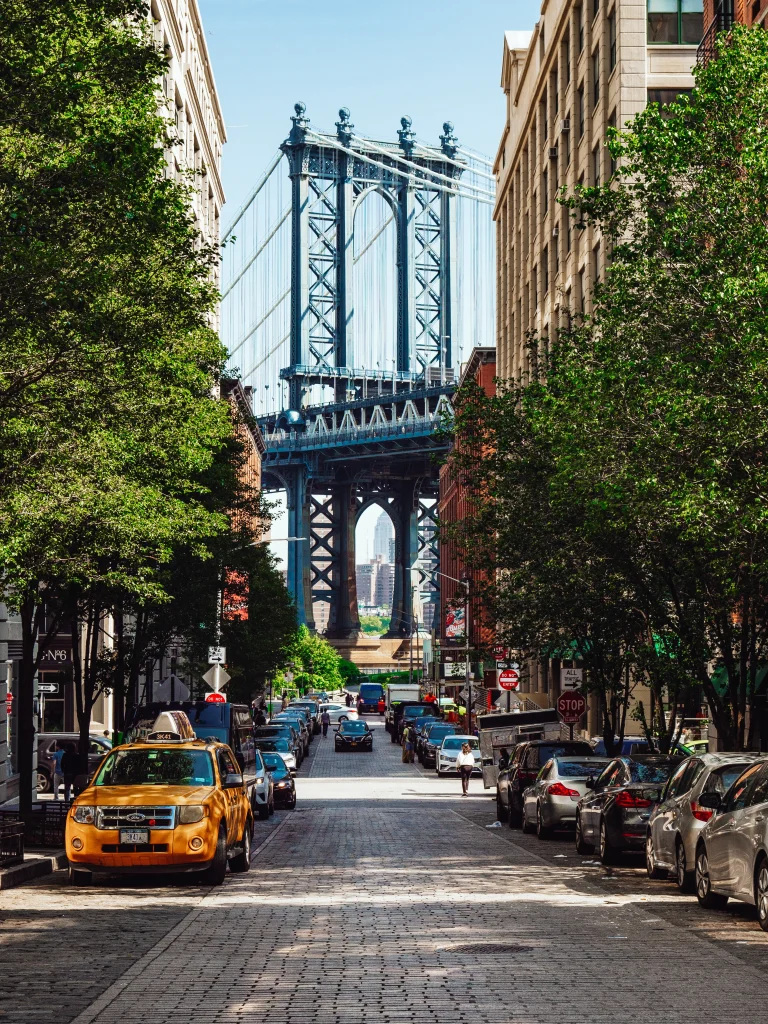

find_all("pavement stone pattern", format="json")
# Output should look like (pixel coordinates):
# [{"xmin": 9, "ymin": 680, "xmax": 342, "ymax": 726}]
[{"xmin": 2, "ymin": 718, "xmax": 768, "ymax": 1024}]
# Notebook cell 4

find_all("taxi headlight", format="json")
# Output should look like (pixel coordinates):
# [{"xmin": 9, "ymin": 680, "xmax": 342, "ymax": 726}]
[
  {"xmin": 178, "ymin": 805, "xmax": 205, "ymax": 825},
  {"xmin": 73, "ymin": 805, "xmax": 95, "ymax": 824}
]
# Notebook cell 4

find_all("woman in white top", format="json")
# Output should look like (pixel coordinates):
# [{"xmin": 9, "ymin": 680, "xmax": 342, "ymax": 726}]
[{"xmin": 456, "ymin": 742, "xmax": 475, "ymax": 795}]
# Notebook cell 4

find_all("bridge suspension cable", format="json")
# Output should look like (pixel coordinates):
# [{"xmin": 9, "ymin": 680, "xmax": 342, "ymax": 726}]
[
  {"xmin": 222, "ymin": 150, "xmax": 283, "ymax": 239},
  {"xmin": 305, "ymin": 132, "xmax": 494, "ymax": 206},
  {"xmin": 221, "ymin": 205, "xmax": 290, "ymax": 300}
]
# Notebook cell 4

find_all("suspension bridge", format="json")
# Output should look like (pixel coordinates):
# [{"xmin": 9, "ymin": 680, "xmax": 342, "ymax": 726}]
[{"xmin": 221, "ymin": 103, "xmax": 494, "ymax": 649}]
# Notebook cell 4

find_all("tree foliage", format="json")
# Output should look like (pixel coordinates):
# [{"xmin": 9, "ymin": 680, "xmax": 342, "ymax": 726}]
[{"xmin": 449, "ymin": 27, "xmax": 768, "ymax": 751}]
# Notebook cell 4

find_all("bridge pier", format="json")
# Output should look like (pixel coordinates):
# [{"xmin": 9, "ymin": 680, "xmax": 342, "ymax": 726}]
[
  {"xmin": 285, "ymin": 466, "xmax": 315, "ymax": 630},
  {"xmin": 386, "ymin": 482, "xmax": 420, "ymax": 638},
  {"xmin": 325, "ymin": 480, "xmax": 362, "ymax": 639}
]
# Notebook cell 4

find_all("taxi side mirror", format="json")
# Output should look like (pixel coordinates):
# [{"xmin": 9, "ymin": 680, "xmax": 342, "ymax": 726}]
[{"xmin": 223, "ymin": 772, "xmax": 243, "ymax": 788}]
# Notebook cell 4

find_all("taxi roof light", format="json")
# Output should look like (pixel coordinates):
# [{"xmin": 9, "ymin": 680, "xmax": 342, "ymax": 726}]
[{"xmin": 145, "ymin": 710, "xmax": 197, "ymax": 743}]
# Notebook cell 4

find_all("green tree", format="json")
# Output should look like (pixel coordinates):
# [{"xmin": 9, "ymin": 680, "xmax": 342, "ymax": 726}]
[{"xmin": 286, "ymin": 625, "xmax": 343, "ymax": 694}]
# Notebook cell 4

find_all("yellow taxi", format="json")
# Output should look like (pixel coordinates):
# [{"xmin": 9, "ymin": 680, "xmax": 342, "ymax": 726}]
[{"xmin": 65, "ymin": 711, "xmax": 253, "ymax": 885}]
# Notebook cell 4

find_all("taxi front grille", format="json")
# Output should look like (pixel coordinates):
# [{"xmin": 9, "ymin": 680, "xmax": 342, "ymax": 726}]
[
  {"xmin": 95, "ymin": 806, "xmax": 175, "ymax": 830},
  {"xmin": 102, "ymin": 844, "xmax": 169, "ymax": 853}
]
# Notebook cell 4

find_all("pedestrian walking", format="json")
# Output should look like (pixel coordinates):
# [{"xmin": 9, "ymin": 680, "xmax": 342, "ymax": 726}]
[
  {"xmin": 456, "ymin": 742, "xmax": 475, "ymax": 796},
  {"xmin": 60, "ymin": 742, "xmax": 79, "ymax": 803},
  {"xmin": 377, "ymin": 697, "xmax": 386, "ymax": 716},
  {"xmin": 321, "ymin": 709, "xmax": 331, "ymax": 737},
  {"xmin": 402, "ymin": 724, "xmax": 415, "ymax": 763},
  {"xmin": 345, "ymin": 692, "xmax": 353, "ymax": 708},
  {"xmin": 52, "ymin": 744, "xmax": 65, "ymax": 800}
]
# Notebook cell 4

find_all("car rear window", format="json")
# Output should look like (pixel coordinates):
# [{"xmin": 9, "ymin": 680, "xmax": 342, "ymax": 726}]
[
  {"xmin": 556, "ymin": 759, "xmax": 610, "ymax": 777},
  {"xmin": 628, "ymin": 762, "xmax": 674, "ymax": 784},
  {"xmin": 255, "ymin": 739, "xmax": 291, "ymax": 753},
  {"xmin": 705, "ymin": 763, "xmax": 753, "ymax": 795},
  {"xmin": 443, "ymin": 737, "xmax": 479, "ymax": 751},
  {"xmin": 538, "ymin": 743, "xmax": 593, "ymax": 762}
]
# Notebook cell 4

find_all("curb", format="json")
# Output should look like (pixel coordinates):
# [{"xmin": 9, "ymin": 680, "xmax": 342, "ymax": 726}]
[{"xmin": 0, "ymin": 850, "xmax": 67, "ymax": 891}]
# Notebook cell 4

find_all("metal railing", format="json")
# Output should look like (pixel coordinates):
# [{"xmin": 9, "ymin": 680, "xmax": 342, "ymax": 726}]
[
  {"xmin": 265, "ymin": 417, "xmax": 445, "ymax": 451},
  {"xmin": 0, "ymin": 801, "xmax": 72, "ymax": 850},
  {"xmin": 0, "ymin": 821, "xmax": 24, "ymax": 867},
  {"xmin": 697, "ymin": 0, "xmax": 734, "ymax": 65}
]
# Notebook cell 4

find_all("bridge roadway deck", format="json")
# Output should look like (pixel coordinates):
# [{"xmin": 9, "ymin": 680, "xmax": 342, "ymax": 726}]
[{"xmin": 2, "ymin": 724, "xmax": 768, "ymax": 1023}]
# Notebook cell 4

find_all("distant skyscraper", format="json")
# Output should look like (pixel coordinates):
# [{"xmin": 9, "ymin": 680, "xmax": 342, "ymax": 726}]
[{"xmin": 373, "ymin": 512, "xmax": 394, "ymax": 560}]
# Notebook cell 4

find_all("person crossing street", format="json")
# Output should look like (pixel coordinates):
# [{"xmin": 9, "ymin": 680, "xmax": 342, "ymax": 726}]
[{"xmin": 455, "ymin": 742, "xmax": 475, "ymax": 796}]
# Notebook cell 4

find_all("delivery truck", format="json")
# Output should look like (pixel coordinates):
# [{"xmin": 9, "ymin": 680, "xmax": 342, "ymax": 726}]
[{"xmin": 477, "ymin": 708, "xmax": 562, "ymax": 788}]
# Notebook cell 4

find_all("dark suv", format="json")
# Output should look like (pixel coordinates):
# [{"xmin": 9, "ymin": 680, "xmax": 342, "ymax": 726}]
[
  {"xmin": 36, "ymin": 733, "xmax": 112, "ymax": 794},
  {"xmin": 498, "ymin": 740, "xmax": 594, "ymax": 827}
]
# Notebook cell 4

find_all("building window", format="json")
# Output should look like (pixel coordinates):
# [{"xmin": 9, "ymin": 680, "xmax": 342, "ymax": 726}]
[
  {"xmin": 609, "ymin": 10, "xmax": 617, "ymax": 70},
  {"xmin": 593, "ymin": 0, "xmax": 600, "ymax": 19},
  {"xmin": 593, "ymin": 242, "xmax": 600, "ymax": 283},
  {"xmin": 565, "ymin": 34, "xmax": 572, "ymax": 82},
  {"xmin": 647, "ymin": 0, "xmax": 703, "ymax": 43},
  {"xmin": 579, "ymin": 267, "xmax": 586, "ymax": 313},
  {"xmin": 607, "ymin": 110, "xmax": 617, "ymax": 176},
  {"xmin": 542, "ymin": 169, "xmax": 549, "ymax": 213},
  {"xmin": 647, "ymin": 87, "xmax": 694, "ymax": 106},
  {"xmin": 564, "ymin": 112, "xmax": 571, "ymax": 164},
  {"xmin": 532, "ymin": 266, "xmax": 538, "ymax": 308},
  {"xmin": 540, "ymin": 24, "xmax": 546, "ymax": 59},
  {"xmin": 541, "ymin": 89, "xmax": 548, "ymax": 139},
  {"xmin": 578, "ymin": 5, "xmax": 584, "ymax": 51},
  {"xmin": 552, "ymin": 68, "xmax": 559, "ymax": 113},
  {"xmin": 578, "ymin": 84, "xmax": 585, "ymax": 137},
  {"xmin": 592, "ymin": 47, "xmax": 600, "ymax": 107},
  {"xmin": 593, "ymin": 145, "xmax": 600, "ymax": 186},
  {"xmin": 543, "ymin": 246, "xmax": 549, "ymax": 294}
]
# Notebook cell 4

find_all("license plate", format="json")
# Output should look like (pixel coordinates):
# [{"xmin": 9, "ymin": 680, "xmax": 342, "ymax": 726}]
[{"xmin": 120, "ymin": 828, "xmax": 150, "ymax": 844}]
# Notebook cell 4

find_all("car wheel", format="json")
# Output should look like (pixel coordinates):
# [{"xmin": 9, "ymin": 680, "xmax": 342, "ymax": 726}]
[
  {"xmin": 37, "ymin": 770, "xmax": 52, "ymax": 795},
  {"xmin": 575, "ymin": 813, "xmax": 594, "ymax": 854},
  {"xmin": 229, "ymin": 820, "xmax": 252, "ymax": 873},
  {"xmin": 645, "ymin": 831, "xmax": 666, "ymax": 880},
  {"xmin": 599, "ymin": 819, "xmax": 620, "ymax": 865},
  {"xmin": 536, "ymin": 804, "xmax": 553, "ymax": 840},
  {"xmin": 257, "ymin": 801, "xmax": 269, "ymax": 820},
  {"xmin": 508, "ymin": 797, "xmax": 522, "ymax": 830},
  {"xmin": 521, "ymin": 808, "xmax": 535, "ymax": 834},
  {"xmin": 200, "ymin": 826, "xmax": 228, "ymax": 886},
  {"xmin": 288, "ymin": 796, "xmax": 297, "ymax": 810},
  {"xmin": 68, "ymin": 866, "xmax": 92, "ymax": 886},
  {"xmin": 675, "ymin": 837, "xmax": 694, "ymax": 893},
  {"xmin": 756, "ymin": 858, "xmax": 768, "ymax": 932},
  {"xmin": 695, "ymin": 845, "xmax": 728, "ymax": 909},
  {"xmin": 268, "ymin": 798, "xmax": 275, "ymax": 817},
  {"xmin": 339, "ymin": 715, "xmax": 348, "ymax": 722},
  {"xmin": 496, "ymin": 793, "xmax": 508, "ymax": 823}
]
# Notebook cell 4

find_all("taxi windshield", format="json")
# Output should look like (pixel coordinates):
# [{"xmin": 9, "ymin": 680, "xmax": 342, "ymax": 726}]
[{"xmin": 94, "ymin": 748, "xmax": 214, "ymax": 786}]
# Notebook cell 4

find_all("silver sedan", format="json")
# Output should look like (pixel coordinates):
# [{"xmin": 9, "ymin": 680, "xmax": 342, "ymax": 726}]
[
  {"xmin": 695, "ymin": 758, "xmax": 768, "ymax": 929},
  {"xmin": 522, "ymin": 757, "xmax": 610, "ymax": 839},
  {"xmin": 645, "ymin": 752, "xmax": 761, "ymax": 891}
]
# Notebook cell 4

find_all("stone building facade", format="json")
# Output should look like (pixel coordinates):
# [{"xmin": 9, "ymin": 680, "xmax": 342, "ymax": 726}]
[{"xmin": 495, "ymin": 1, "xmax": 700, "ymax": 383}]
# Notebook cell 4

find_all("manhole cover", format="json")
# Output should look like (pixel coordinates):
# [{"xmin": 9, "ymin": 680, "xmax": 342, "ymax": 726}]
[{"xmin": 443, "ymin": 943, "xmax": 529, "ymax": 955}]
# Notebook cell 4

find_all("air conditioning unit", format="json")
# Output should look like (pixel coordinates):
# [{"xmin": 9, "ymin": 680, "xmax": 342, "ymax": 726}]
[
  {"xmin": 549, "ymin": 146, "xmax": 558, "ymax": 160},
  {"xmin": 552, "ymin": 225, "xmax": 559, "ymax": 237},
  {"xmin": 559, "ymin": 118, "xmax": 570, "ymax": 133}
]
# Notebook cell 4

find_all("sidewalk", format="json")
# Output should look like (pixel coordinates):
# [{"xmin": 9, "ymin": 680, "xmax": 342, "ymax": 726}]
[{"xmin": 0, "ymin": 848, "xmax": 67, "ymax": 890}]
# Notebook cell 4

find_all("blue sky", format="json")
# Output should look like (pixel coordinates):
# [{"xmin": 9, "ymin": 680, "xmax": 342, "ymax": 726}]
[{"xmin": 198, "ymin": 0, "xmax": 541, "ymax": 218}]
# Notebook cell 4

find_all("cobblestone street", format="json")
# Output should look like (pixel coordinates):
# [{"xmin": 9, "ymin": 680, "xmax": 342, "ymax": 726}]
[{"xmin": 4, "ymin": 722, "xmax": 768, "ymax": 1024}]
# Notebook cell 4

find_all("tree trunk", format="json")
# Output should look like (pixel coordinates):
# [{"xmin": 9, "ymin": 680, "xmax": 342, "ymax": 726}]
[{"xmin": 17, "ymin": 595, "xmax": 38, "ymax": 818}]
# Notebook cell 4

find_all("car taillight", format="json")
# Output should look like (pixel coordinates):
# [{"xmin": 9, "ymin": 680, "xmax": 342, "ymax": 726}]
[
  {"xmin": 615, "ymin": 790, "xmax": 652, "ymax": 809},
  {"xmin": 519, "ymin": 770, "xmax": 537, "ymax": 782},
  {"xmin": 548, "ymin": 782, "xmax": 580, "ymax": 797},
  {"xmin": 690, "ymin": 800, "xmax": 713, "ymax": 823}
]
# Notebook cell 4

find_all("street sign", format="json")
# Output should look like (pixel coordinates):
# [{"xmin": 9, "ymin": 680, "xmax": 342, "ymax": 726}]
[
  {"xmin": 205, "ymin": 692, "xmax": 226, "ymax": 703},
  {"xmin": 492, "ymin": 645, "xmax": 509, "ymax": 660},
  {"xmin": 498, "ymin": 668, "xmax": 520, "ymax": 691},
  {"xmin": 202, "ymin": 664, "xmax": 231, "ymax": 693},
  {"xmin": 208, "ymin": 646, "xmax": 226, "ymax": 665},
  {"xmin": 38, "ymin": 681, "xmax": 59, "ymax": 694},
  {"xmin": 561, "ymin": 667, "xmax": 583, "ymax": 691},
  {"xmin": 557, "ymin": 691, "xmax": 587, "ymax": 724}
]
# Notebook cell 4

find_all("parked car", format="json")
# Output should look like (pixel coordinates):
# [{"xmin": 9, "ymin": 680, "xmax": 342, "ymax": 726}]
[
  {"xmin": 694, "ymin": 758, "xmax": 768, "ymax": 929},
  {"xmin": 576, "ymin": 755, "xmax": 681, "ymax": 864},
  {"xmin": 254, "ymin": 725, "xmax": 302, "ymax": 767},
  {"xmin": 278, "ymin": 706, "xmax": 314, "ymax": 743},
  {"xmin": 262, "ymin": 752, "xmax": 297, "ymax": 809},
  {"xmin": 37, "ymin": 733, "xmax": 112, "ymax": 795},
  {"xmin": 412, "ymin": 717, "xmax": 440, "ymax": 758},
  {"xmin": 498, "ymin": 740, "xmax": 594, "ymax": 826},
  {"xmin": 591, "ymin": 737, "xmax": 653, "ymax": 756},
  {"xmin": 253, "ymin": 737, "xmax": 297, "ymax": 774},
  {"xmin": 290, "ymin": 699, "xmax": 321, "ymax": 734},
  {"xmin": 319, "ymin": 702, "xmax": 358, "ymax": 724},
  {"xmin": 419, "ymin": 722, "xmax": 456, "ymax": 766},
  {"xmin": 334, "ymin": 720, "xmax": 374, "ymax": 752},
  {"xmin": 252, "ymin": 748, "xmax": 275, "ymax": 819},
  {"xmin": 396, "ymin": 704, "xmax": 436, "ymax": 743},
  {"xmin": 387, "ymin": 701, "xmax": 431, "ymax": 742},
  {"xmin": 436, "ymin": 735, "xmax": 480, "ymax": 776},
  {"xmin": 271, "ymin": 713, "xmax": 311, "ymax": 756},
  {"xmin": 646, "ymin": 752, "xmax": 761, "ymax": 891},
  {"xmin": 521, "ymin": 757, "xmax": 611, "ymax": 839}
]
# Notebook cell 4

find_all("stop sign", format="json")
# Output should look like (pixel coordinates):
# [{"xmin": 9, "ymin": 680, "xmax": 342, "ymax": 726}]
[
  {"xmin": 557, "ymin": 691, "xmax": 586, "ymax": 724},
  {"xmin": 498, "ymin": 668, "xmax": 520, "ymax": 691}
]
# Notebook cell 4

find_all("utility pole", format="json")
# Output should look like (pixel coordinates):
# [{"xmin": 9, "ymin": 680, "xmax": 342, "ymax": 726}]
[{"xmin": 464, "ymin": 577, "xmax": 471, "ymax": 735}]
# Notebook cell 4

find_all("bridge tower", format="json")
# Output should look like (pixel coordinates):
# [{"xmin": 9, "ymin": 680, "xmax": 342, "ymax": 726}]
[{"xmin": 264, "ymin": 105, "xmax": 465, "ymax": 640}]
